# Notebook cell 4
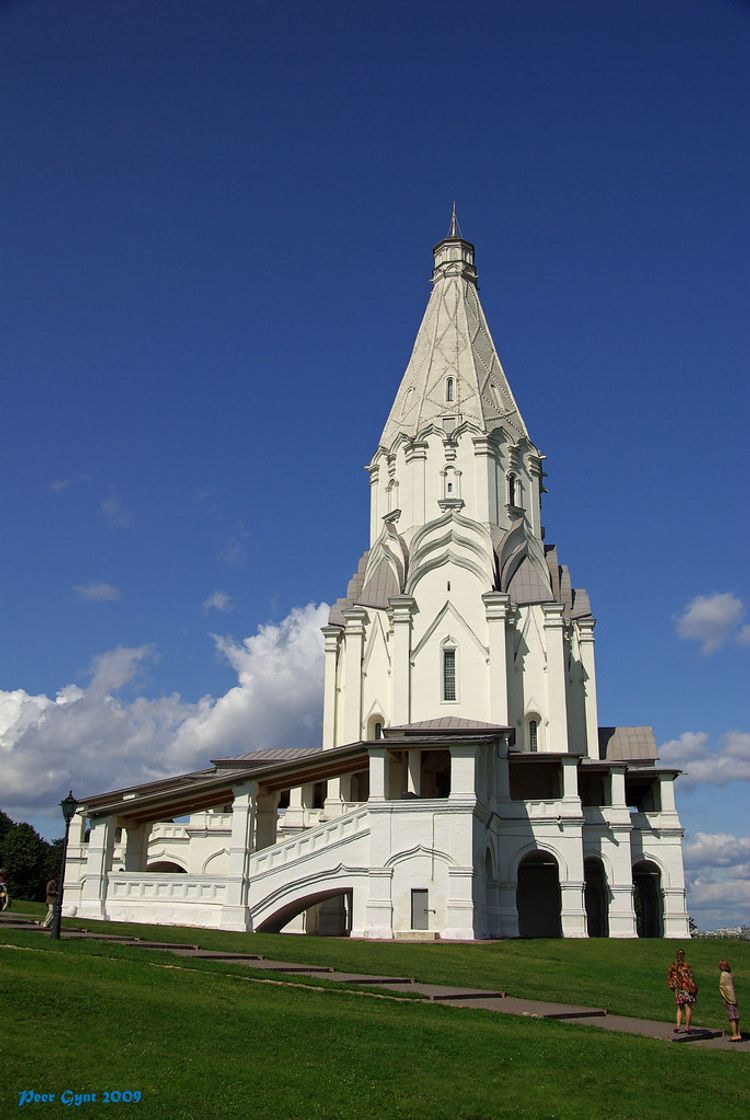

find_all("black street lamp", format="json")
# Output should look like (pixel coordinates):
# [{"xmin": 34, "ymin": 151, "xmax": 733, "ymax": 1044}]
[{"xmin": 50, "ymin": 790, "xmax": 78, "ymax": 941}]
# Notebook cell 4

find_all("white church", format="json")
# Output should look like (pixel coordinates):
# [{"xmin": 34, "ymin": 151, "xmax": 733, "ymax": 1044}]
[{"xmin": 62, "ymin": 214, "xmax": 689, "ymax": 940}]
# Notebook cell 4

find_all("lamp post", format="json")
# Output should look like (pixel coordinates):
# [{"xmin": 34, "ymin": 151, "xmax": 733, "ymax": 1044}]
[{"xmin": 50, "ymin": 790, "xmax": 78, "ymax": 941}]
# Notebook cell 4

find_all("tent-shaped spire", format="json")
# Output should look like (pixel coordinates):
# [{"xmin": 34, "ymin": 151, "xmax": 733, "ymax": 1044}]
[{"xmin": 379, "ymin": 211, "xmax": 529, "ymax": 448}]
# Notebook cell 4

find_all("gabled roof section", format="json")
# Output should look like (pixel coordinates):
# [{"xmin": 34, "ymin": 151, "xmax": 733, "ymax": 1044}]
[
  {"xmin": 386, "ymin": 717, "xmax": 509, "ymax": 735},
  {"xmin": 379, "ymin": 217, "xmax": 529, "ymax": 449}
]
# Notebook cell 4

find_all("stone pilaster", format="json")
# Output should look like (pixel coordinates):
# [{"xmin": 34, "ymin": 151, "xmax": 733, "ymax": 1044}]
[
  {"xmin": 472, "ymin": 435, "xmax": 499, "ymax": 523},
  {"xmin": 79, "ymin": 816, "xmax": 117, "ymax": 919},
  {"xmin": 321, "ymin": 625, "xmax": 341, "ymax": 750},
  {"xmin": 122, "ymin": 822, "xmax": 150, "ymax": 872},
  {"xmin": 405, "ymin": 441, "xmax": 427, "ymax": 530},
  {"xmin": 341, "ymin": 606, "xmax": 369, "ymax": 744},
  {"xmin": 577, "ymin": 618, "xmax": 600, "ymax": 759},
  {"xmin": 367, "ymin": 462, "xmax": 380, "ymax": 545},
  {"xmin": 542, "ymin": 603, "xmax": 568, "ymax": 751},
  {"xmin": 482, "ymin": 592, "xmax": 511, "ymax": 726},
  {"xmin": 255, "ymin": 791, "xmax": 280, "ymax": 850},
  {"xmin": 389, "ymin": 595, "xmax": 416, "ymax": 725}
]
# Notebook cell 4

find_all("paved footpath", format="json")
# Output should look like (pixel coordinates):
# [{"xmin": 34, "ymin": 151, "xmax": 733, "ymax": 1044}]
[{"xmin": 2, "ymin": 914, "xmax": 746, "ymax": 1052}]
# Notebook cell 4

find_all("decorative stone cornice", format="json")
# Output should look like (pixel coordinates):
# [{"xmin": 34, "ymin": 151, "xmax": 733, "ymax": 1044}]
[
  {"xmin": 541, "ymin": 602, "xmax": 565, "ymax": 629},
  {"xmin": 438, "ymin": 497, "xmax": 465, "ymax": 512},
  {"xmin": 482, "ymin": 591, "xmax": 511, "ymax": 620}
]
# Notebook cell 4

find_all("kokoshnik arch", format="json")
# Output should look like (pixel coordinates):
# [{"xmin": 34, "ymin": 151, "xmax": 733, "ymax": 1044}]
[{"xmin": 62, "ymin": 212, "xmax": 690, "ymax": 940}]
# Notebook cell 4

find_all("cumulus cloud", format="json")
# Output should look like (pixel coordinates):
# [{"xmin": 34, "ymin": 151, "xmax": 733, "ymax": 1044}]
[
  {"xmin": 0, "ymin": 603, "xmax": 327, "ymax": 818},
  {"xmin": 675, "ymin": 592, "xmax": 744, "ymax": 654},
  {"xmin": 203, "ymin": 590, "xmax": 232, "ymax": 613},
  {"xmin": 660, "ymin": 730, "xmax": 750, "ymax": 788},
  {"xmin": 682, "ymin": 832, "xmax": 750, "ymax": 928},
  {"xmin": 74, "ymin": 581, "xmax": 122, "ymax": 603},
  {"xmin": 100, "ymin": 491, "xmax": 132, "ymax": 529}
]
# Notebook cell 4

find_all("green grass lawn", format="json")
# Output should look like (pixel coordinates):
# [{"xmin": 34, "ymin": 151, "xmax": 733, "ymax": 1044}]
[
  {"xmin": 1, "ymin": 934, "xmax": 748, "ymax": 1120},
  {"xmin": 6, "ymin": 902, "xmax": 748, "ymax": 1032}
]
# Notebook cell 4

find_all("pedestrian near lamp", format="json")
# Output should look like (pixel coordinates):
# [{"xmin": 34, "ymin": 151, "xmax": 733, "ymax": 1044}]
[
  {"xmin": 667, "ymin": 948, "xmax": 698, "ymax": 1033},
  {"xmin": 39, "ymin": 877, "xmax": 58, "ymax": 930},
  {"xmin": 719, "ymin": 959, "xmax": 742, "ymax": 1042}
]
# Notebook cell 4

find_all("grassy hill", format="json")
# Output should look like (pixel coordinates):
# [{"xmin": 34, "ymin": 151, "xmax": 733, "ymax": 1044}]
[{"xmin": 1, "ymin": 919, "xmax": 747, "ymax": 1119}]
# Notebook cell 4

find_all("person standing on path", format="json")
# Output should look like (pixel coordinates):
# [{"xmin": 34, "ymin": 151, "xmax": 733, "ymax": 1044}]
[
  {"xmin": 39, "ymin": 878, "xmax": 58, "ymax": 930},
  {"xmin": 668, "ymin": 948, "xmax": 698, "ymax": 1033},
  {"xmin": 719, "ymin": 959, "xmax": 742, "ymax": 1041},
  {"xmin": 0, "ymin": 869, "xmax": 9, "ymax": 911}
]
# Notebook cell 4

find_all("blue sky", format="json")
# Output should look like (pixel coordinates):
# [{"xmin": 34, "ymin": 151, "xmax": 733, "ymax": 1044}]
[{"xmin": 1, "ymin": 1, "xmax": 748, "ymax": 926}]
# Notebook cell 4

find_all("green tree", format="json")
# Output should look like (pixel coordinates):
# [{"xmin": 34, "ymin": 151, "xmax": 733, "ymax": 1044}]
[{"xmin": 0, "ymin": 820, "xmax": 50, "ymax": 901}]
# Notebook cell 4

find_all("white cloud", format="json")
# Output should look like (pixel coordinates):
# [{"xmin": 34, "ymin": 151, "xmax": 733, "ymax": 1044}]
[
  {"xmin": 50, "ymin": 479, "xmax": 71, "ymax": 492},
  {"xmin": 660, "ymin": 730, "xmax": 750, "ymax": 788},
  {"xmin": 675, "ymin": 592, "xmax": 744, "ymax": 654},
  {"xmin": 681, "ymin": 832, "xmax": 750, "ymax": 928},
  {"xmin": 74, "ymin": 581, "xmax": 122, "ymax": 603},
  {"xmin": 0, "ymin": 603, "xmax": 328, "ymax": 817},
  {"xmin": 100, "ymin": 491, "xmax": 132, "ymax": 529},
  {"xmin": 203, "ymin": 590, "xmax": 232, "ymax": 613},
  {"xmin": 737, "ymin": 624, "xmax": 750, "ymax": 647}
]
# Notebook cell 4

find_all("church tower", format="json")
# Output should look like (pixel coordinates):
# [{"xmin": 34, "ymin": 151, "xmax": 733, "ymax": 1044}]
[{"xmin": 322, "ymin": 209, "xmax": 598, "ymax": 759}]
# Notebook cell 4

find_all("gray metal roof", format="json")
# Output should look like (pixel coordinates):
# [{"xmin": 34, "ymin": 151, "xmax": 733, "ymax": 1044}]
[
  {"xmin": 598, "ymin": 726, "xmax": 657, "ymax": 761},
  {"xmin": 387, "ymin": 717, "xmax": 508, "ymax": 735},
  {"xmin": 211, "ymin": 747, "xmax": 321, "ymax": 766}
]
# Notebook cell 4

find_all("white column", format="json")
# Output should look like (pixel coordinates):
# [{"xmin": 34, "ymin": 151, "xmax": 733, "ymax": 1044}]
[
  {"xmin": 542, "ymin": 603, "xmax": 569, "ymax": 752},
  {"xmin": 407, "ymin": 750, "xmax": 421, "ymax": 796},
  {"xmin": 472, "ymin": 435, "xmax": 498, "ymax": 523},
  {"xmin": 122, "ymin": 823, "xmax": 150, "ymax": 872},
  {"xmin": 483, "ymin": 592, "xmax": 510, "ymax": 725},
  {"xmin": 389, "ymin": 595, "xmax": 415, "ymax": 725},
  {"xmin": 221, "ymin": 781, "xmax": 258, "ymax": 930},
  {"xmin": 560, "ymin": 879, "xmax": 588, "ymax": 938},
  {"xmin": 405, "ymin": 442, "xmax": 427, "ymax": 530},
  {"xmin": 561, "ymin": 757, "xmax": 581, "ymax": 806},
  {"xmin": 577, "ymin": 618, "xmax": 600, "ymax": 760},
  {"xmin": 363, "ymin": 867, "xmax": 394, "ymax": 939},
  {"xmin": 255, "ymin": 791, "xmax": 280, "ymax": 850},
  {"xmin": 341, "ymin": 606, "xmax": 368, "ymax": 743},
  {"xmin": 283, "ymin": 785, "xmax": 306, "ymax": 831},
  {"xmin": 658, "ymin": 774, "xmax": 677, "ymax": 813},
  {"xmin": 367, "ymin": 462, "xmax": 380, "ymax": 545},
  {"xmin": 368, "ymin": 748, "xmax": 387, "ymax": 802},
  {"xmin": 496, "ymin": 881, "xmax": 519, "ymax": 937},
  {"xmin": 449, "ymin": 744, "xmax": 479, "ymax": 803},
  {"xmin": 527, "ymin": 454, "xmax": 544, "ymax": 538},
  {"xmin": 321, "ymin": 625, "xmax": 341, "ymax": 749},
  {"xmin": 79, "ymin": 816, "xmax": 116, "ymax": 919}
]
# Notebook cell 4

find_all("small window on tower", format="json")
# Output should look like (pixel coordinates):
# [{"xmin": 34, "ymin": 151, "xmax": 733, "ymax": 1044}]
[
  {"xmin": 446, "ymin": 377, "xmax": 455, "ymax": 402},
  {"xmin": 443, "ymin": 648, "xmax": 457, "ymax": 701},
  {"xmin": 374, "ymin": 722, "xmax": 383, "ymax": 740},
  {"xmin": 508, "ymin": 473, "xmax": 517, "ymax": 507},
  {"xmin": 447, "ymin": 482, "xmax": 453, "ymax": 493},
  {"xmin": 528, "ymin": 719, "xmax": 538, "ymax": 752}
]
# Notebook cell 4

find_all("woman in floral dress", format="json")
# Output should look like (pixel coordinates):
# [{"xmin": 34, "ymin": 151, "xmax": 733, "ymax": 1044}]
[{"xmin": 668, "ymin": 948, "xmax": 698, "ymax": 1033}]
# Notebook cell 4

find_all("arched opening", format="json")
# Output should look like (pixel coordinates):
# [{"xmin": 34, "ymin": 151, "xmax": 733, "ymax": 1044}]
[
  {"xmin": 584, "ymin": 857, "xmax": 609, "ymax": 938},
  {"xmin": 508, "ymin": 473, "xmax": 517, "ymax": 507},
  {"xmin": 446, "ymin": 377, "xmax": 455, "ymax": 403},
  {"xmin": 146, "ymin": 861, "xmax": 187, "ymax": 874},
  {"xmin": 516, "ymin": 851, "xmax": 562, "ymax": 937},
  {"xmin": 419, "ymin": 750, "xmax": 451, "ymax": 798},
  {"xmin": 442, "ymin": 644, "xmax": 457, "ymax": 701},
  {"xmin": 256, "ymin": 888, "xmax": 353, "ymax": 936},
  {"xmin": 367, "ymin": 714, "xmax": 385, "ymax": 740},
  {"xmin": 633, "ymin": 860, "xmax": 664, "ymax": 938}
]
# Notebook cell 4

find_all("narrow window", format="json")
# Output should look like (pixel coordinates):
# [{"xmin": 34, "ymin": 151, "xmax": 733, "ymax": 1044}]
[
  {"xmin": 508, "ymin": 474, "xmax": 516, "ymax": 506},
  {"xmin": 446, "ymin": 377, "xmax": 455, "ymax": 402},
  {"xmin": 447, "ymin": 482, "xmax": 453, "ymax": 493},
  {"xmin": 374, "ymin": 722, "xmax": 383, "ymax": 740},
  {"xmin": 529, "ymin": 719, "xmax": 538, "ymax": 751},
  {"xmin": 443, "ymin": 648, "xmax": 456, "ymax": 701}
]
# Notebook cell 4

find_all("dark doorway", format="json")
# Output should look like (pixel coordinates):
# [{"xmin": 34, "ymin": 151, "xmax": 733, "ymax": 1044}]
[
  {"xmin": 584, "ymin": 857, "xmax": 609, "ymax": 937},
  {"xmin": 633, "ymin": 861, "xmax": 663, "ymax": 938},
  {"xmin": 516, "ymin": 852, "xmax": 562, "ymax": 937}
]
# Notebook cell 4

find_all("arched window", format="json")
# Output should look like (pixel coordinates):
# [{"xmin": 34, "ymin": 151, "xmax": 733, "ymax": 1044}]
[
  {"xmin": 374, "ymin": 722, "xmax": 383, "ymax": 740},
  {"xmin": 443, "ymin": 647, "xmax": 457, "ymax": 701},
  {"xmin": 446, "ymin": 377, "xmax": 455, "ymax": 402},
  {"xmin": 508, "ymin": 473, "xmax": 517, "ymax": 507},
  {"xmin": 528, "ymin": 719, "xmax": 538, "ymax": 751}
]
